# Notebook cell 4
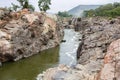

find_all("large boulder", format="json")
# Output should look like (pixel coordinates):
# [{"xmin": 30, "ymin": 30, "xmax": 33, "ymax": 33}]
[
  {"xmin": 0, "ymin": 10, "xmax": 64, "ymax": 63},
  {"xmin": 37, "ymin": 64, "xmax": 69, "ymax": 80},
  {"xmin": 37, "ymin": 63, "xmax": 99, "ymax": 80}
]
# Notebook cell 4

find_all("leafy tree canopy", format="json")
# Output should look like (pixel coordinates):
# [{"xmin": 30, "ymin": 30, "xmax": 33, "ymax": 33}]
[
  {"xmin": 38, "ymin": 0, "xmax": 51, "ymax": 12},
  {"xmin": 57, "ymin": 11, "xmax": 72, "ymax": 17},
  {"xmin": 84, "ymin": 2, "xmax": 120, "ymax": 18},
  {"xmin": 11, "ymin": 0, "xmax": 35, "ymax": 11}
]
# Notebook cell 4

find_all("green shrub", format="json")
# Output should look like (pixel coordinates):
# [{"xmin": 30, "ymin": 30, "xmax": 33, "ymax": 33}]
[{"xmin": 84, "ymin": 2, "xmax": 120, "ymax": 17}]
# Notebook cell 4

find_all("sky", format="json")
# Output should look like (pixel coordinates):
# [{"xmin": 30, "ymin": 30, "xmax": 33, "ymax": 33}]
[{"xmin": 0, "ymin": 0, "xmax": 120, "ymax": 13}]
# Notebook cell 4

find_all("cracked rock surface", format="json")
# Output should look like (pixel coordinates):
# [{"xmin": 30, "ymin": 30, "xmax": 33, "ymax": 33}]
[
  {"xmin": 0, "ymin": 8, "xmax": 64, "ymax": 63},
  {"xmin": 37, "ymin": 17, "xmax": 120, "ymax": 80}
]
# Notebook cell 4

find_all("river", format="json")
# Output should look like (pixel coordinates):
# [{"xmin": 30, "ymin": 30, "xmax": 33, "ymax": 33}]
[{"xmin": 0, "ymin": 29, "xmax": 81, "ymax": 80}]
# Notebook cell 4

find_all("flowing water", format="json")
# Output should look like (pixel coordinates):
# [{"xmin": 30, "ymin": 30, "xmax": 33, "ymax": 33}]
[
  {"xmin": 0, "ymin": 29, "xmax": 81, "ymax": 80},
  {"xmin": 59, "ymin": 29, "xmax": 81, "ymax": 66}
]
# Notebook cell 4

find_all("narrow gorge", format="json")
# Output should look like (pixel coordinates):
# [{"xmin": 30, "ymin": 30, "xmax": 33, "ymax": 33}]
[
  {"xmin": 0, "ymin": 8, "xmax": 82, "ymax": 80},
  {"xmin": 37, "ymin": 17, "xmax": 120, "ymax": 80},
  {"xmin": 1, "ymin": 3, "xmax": 120, "ymax": 80}
]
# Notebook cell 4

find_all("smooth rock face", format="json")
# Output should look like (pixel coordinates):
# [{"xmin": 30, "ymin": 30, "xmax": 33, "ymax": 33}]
[
  {"xmin": 99, "ymin": 39, "xmax": 120, "ymax": 80},
  {"xmin": 0, "ymin": 9, "xmax": 64, "ymax": 63}
]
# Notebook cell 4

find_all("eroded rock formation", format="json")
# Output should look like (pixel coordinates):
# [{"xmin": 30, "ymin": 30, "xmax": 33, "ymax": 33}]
[
  {"xmin": 76, "ymin": 17, "xmax": 120, "ymax": 80},
  {"xmin": 37, "ymin": 17, "xmax": 120, "ymax": 80},
  {"xmin": 0, "ymin": 8, "xmax": 64, "ymax": 64},
  {"xmin": 99, "ymin": 39, "xmax": 120, "ymax": 80}
]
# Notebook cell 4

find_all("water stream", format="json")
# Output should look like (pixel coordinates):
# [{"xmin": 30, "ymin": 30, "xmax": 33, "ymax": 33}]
[
  {"xmin": 59, "ymin": 29, "xmax": 81, "ymax": 66},
  {"xmin": 0, "ymin": 29, "xmax": 81, "ymax": 80}
]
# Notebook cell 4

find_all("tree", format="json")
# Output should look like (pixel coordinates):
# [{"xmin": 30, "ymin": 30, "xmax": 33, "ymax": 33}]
[
  {"xmin": 113, "ymin": 2, "xmax": 120, "ymax": 8},
  {"xmin": 57, "ymin": 11, "xmax": 72, "ymax": 17},
  {"xmin": 17, "ymin": 0, "xmax": 35, "ymax": 11},
  {"xmin": 84, "ymin": 2, "xmax": 120, "ymax": 17},
  {"xmin": 38, "ymin": 0, "xmax": 51, "ymax": 12},
  {"xmin": 11, "ymin": 0, "xmax": 35, "ymax": 11},
  {"xmin": 11, "ymin": 3, "xmax": 20, "ymax": 11}
]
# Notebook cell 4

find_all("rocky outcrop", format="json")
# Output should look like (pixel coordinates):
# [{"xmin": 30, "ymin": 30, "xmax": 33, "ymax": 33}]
[
  {"xmin": 71, "ymin": 17, "xmax": 90, "ymax": 31},
  {"xmin": 37, "ymin": 17, "xmax": 120, "ymax": 80},
  {"xmin": 99, "ymin": 39, "xmax": 120, "ymax": 80},
  {"xmin": 76, "ymin": 17, "xmax": 120, "ymax": 80},
  {"xmin": 0, "ymin": 9, "xmax": 64, "ymax": 64},
  {"xmin": 37, "ymin": 63, "xmax": 99, "ymax": 80},
  {"xmin": 37, "ymin": 64, "xmax": 69, "ymax": 80}
]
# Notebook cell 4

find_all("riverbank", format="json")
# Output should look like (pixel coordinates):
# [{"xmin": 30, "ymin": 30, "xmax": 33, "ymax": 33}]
[
  {"xmin": 0, "ymin": 46, "xmax": 60, "ymax": 80},
  {"xmin": 0, "ymin": 29, "xmax": 81, "ymax": 80},
  {"xmin": 0, "ymin": 8, "xmax": 64, "ymax": 65},
  {"xmin": 37, "ymin": 17, "xmax": 120, "ymax": 80}
]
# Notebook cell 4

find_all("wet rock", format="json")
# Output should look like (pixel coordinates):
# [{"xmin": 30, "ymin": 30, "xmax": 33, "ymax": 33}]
[
  {"xmin": 0, "ymin": 62, "xmax": 1, "ymax": 66},
  {"xmin": 61, "ymin": 40, "xmax": 66, "ymax": 42}
]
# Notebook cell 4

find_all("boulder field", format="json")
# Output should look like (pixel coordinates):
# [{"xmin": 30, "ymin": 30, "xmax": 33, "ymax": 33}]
[
  {"xmin": 37, "ymin": 17, "xmax": 120, "ymax": 80},
  {"xmin": 0, "ymin": 8, "xmax": 64, "ymax": 65}
]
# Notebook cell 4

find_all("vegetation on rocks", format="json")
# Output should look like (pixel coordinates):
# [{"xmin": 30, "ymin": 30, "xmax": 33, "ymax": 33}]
[
  {"xmin": 38, "ymin": 0, "xmax": 51, "ymax": 12},
  {"xmin": 9, "ymin": 0, "xmax": 52, "ymax": 12},
  {"xmin": 10, "ymin": 0, "xmax": 35, "ymax": 11},
  {"xmin": 57, "ymin": 11, "xmax": 72, "ymax": 17},
  {"xmin": 84, "ymin": 2, "xmax": 120, "ymax": 17}
]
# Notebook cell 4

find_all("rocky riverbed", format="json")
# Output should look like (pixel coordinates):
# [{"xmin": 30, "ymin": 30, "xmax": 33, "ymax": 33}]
[
  {"xmin": 1, "ymin": 8, "xmax": 120, "ymax": 80},
  {"xmin": 0, "ymin": 8, "xmax": 64, "ymax": 65},
  {"xmin": 37, "ymin": 17, "xmax": 120, "ymax": 80}
]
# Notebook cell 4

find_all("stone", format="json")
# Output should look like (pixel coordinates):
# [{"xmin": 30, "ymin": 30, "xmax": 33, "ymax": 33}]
[
  {"xmin": 37, "ymin": 17, "xmax": 120, "ymax": 80},
  {"xmin": 99, "ymin": 39, "xmax": 120, "ymax": 80},
  {"xmin": 0, "ymin": 11, "xmax": 64, "ymax": 63},
  {"xmin": 61, "ymin": 40, "xmax": 66, "ymax": 42},
  {"xmin": 0, "ymin": 8, "xmax": 10, "ymax": 20},
  {"xmin": 21, "ymin": 14, "xmax": 39, "ymax": 24},
  {"xmin": 76, "ymin": 17, "xmax": 120, "ymax": 80},
  {"xmin": 37, "ymin": 64, "xmax": 69, "ymax": 80},
  {"xmin": 0, "ymin": 62, "xmax": 2, "ymax": 66}
]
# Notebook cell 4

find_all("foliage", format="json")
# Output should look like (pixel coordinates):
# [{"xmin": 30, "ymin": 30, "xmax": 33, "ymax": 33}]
[
  {"xmin": 38, "ymin": 0, "xmax": 51, "ymax": 12},
  {"xmin": 57, "ymin": 11, "xmax": 72, "ymax": 17},
  {"xmin": 84, "ymin": 2, "xmax": 120, "ymax": 17},
  {"xmin": 11, "ymin": 0, "xmax": 35, "ymax": 11},
  {"xmin": 11, "ymin": 3, "xmax": 20, "ymax": 11}
]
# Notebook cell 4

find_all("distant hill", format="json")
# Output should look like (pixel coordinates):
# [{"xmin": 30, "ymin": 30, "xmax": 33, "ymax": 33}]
[{"xmin": 68, "ymin": 5, "xmax": 101, "ymax": 17}]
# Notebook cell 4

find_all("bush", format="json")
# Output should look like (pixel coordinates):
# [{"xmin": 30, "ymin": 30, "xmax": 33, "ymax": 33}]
[
  {"xmin": 10, "ymin": 0, "xmax": 35, "ymax": 11},
  {"xmin": 57, "ymin": 11, "xmax": 72, "ymax": 17},
  {"xmin": 84, "ymin": 2, "xmax": 120, "ymax": 17}
]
